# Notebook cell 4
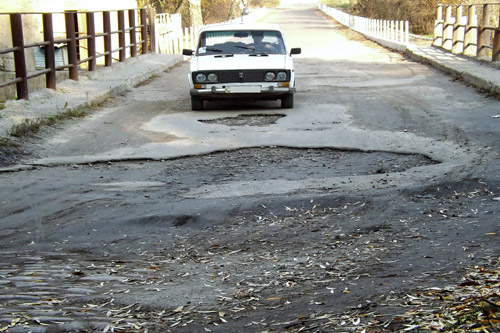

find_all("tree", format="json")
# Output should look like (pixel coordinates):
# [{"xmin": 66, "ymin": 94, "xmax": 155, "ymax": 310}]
[
  {"xmin": 201, "ymin": 0, "xmax": 239, "ymax": 24},
  {"xmin": 137, "ymin": 0, "xmax": 201, "ymax": 27},
  {"xmin": 137, "ymin": 0, "xmax": 279, "ymax": 27}
]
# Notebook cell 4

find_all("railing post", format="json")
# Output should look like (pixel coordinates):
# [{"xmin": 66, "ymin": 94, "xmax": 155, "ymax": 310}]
[
  {"xmin": 42, "ymin": 13, "xmax": 56, "ymax": 89},
  {"xmin": 400, "ymin": 20, "xmax": 405, "ymax": 42},
  {"xmin": 464, "ymin": 5, "xmax": 478, "ymax": 57},
  {"xmin": 65, "ymin": 11, "xmax": 79, "ymax": 80},
  {"xmin": 129, "ymin": 9, "xmax": 137, "ymax": 57},
  {"xmin": 140, "ymin": 9, "xmax": 148, "ymax": 54},
  {"xmin": 478, "ymin": 4, "xmax": 492, "ymax": 58},
  {"xmin": 103, "ymin": 11, "xmax": 112, "ymax": 66},
  {"xmin": 394, "ymin": 21, "xmax": 398, "ymax": 42},
  {"xmin": 393, "ymin": 21, "xmax": 399, "ymax": 42},
  {"xmin": 443, "ymin": 6, "xmax": 455, "ymax": 51},
  {"xmin": 156, "ymin": 14, "xmax": 162, "ymax": 54},
  {"xmin": 434, "ymin": 4, "xmax": 444, "ymax": 47},
  {"xmin": 139, "ymin": 8, "xmax": 148, "ymax": 54},
  {"xmin": 452, "ymin": 5, "xmax": 465, "ymax": 54},
  {"xmin": 86, "ymin": 12, "xmax": 96, "ymax": 71},
  {"xmin": 10, "ymin": 14, "xmax": 29, "ymax": 100},
  {"xmin": 148, "ymin": 8, "xmax": 157, "ymax": 53},
  {"xmin": 390, "ymin": 20, "xmax": 395, "ymax": 41},
  {"xmin": 400, "ymin": 21, "xmax": 404, "ymax": 43},
  {"xmin": 405, "ymin": 21, "xmax": 410, "ymax": 45},
  {"xmin": 165, "ymin": 14, "xmax": 172, "ymax": 54},
  {"xmin": 493, "ymin": 6, "xmax": 500, "ymax": 61},
  {"xmin": 118, "ymin": 10, "xmax": 126, "ymax": 62}
]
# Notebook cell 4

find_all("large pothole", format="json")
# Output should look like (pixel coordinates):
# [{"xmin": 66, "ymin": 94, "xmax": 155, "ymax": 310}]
[{"xmin": 163, "ymin": 147, "xmax": 437, "ymax": 183}]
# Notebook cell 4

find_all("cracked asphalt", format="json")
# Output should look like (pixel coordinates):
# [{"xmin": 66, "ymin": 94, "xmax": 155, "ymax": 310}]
[{"xmin": 1, "ymin": 2, "xmax": 500, "ymax": 332}]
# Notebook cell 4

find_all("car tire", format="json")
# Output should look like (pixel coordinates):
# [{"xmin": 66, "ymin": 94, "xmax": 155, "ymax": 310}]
[
  {"xmin": 191, "ymin": 96, "xmax": 204, "ymax": 111},
  {"xmin": 281, "ymin": 94, "xmax": 294, "ymax": 109}
]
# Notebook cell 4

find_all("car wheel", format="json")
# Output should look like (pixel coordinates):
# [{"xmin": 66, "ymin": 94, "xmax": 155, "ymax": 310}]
[
  {"xmin": 281, "ymin": 94, "xmax": 294, "ymax": 109},
  {"xmin": 191, "ymin": 96, "xmax": 204, "ymax": 111}
]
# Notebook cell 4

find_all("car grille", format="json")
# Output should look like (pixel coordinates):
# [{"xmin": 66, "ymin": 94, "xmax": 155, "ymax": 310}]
[
  {"xmin": 218, "ymin": 70, "xmax": 264, "ymax": 83},
  {"xmin": 192, "ymin": 70, "xmax": 290, "ymax": 83}
]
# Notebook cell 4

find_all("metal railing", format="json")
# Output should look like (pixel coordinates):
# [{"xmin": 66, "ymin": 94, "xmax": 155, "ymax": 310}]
[
  {"xmin": 433, "ymin": 3, "xmax": 500, "ymax": 61},
  {"xmin": 0, "ymin": 8, "xmax": 156, "ymax": 100},
  {"xmin": 318, "ymin": 4, "xmax": 410, "ymax": 51}
]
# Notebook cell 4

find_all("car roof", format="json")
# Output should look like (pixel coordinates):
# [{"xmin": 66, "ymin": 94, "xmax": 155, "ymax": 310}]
[{"xmin": 199, "ymin": 23, "xmax": 283, "ymax": 33}]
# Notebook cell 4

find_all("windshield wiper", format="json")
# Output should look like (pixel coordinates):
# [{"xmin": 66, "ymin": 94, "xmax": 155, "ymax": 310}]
[
  {"xmin": 249, "ymin": 52, "xmax": 269, "ymax": 56},
  {"xmin": 235, "ymin": 45, "xmax": 254, "ymax": 50},
  {"xmin": 206, "ymin": 47, "xmax": 224, "ymax": 52},
  {"xmin": 234, "ymin": 46, "xmax": 268, "ymax": 56}
]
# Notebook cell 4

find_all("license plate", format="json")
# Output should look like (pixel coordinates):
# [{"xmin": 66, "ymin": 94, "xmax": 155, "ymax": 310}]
[{"xmin": 227, "ymin": 86, "xmax": 261, "ymax": 93}]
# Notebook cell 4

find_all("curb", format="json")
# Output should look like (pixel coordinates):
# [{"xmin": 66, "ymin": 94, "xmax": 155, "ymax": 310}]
[{"xmin": 405, "ymin": 47, "xmax": 500, "ymax": 96}]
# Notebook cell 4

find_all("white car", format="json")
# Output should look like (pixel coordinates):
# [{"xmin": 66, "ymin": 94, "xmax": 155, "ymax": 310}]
[{"xmin": 183, "ymin": 23, "xmax": 301, "ymax": 111}]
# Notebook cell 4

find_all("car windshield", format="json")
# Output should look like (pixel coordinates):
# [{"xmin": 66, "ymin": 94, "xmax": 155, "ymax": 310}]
[{"xmin": 196, "ymin": 30, "xmax": 286, "ymax": 56}]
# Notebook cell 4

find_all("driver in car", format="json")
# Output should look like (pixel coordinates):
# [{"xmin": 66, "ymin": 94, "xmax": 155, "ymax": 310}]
[{"xmin": 252, "ymin": 32, "xmax": 275, "ymax": 53}]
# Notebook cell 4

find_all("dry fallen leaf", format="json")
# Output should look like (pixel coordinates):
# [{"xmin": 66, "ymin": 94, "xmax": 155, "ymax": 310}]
[{"xmin": 173, "ymin": 306, "xmax": 184, "ymax": 313}]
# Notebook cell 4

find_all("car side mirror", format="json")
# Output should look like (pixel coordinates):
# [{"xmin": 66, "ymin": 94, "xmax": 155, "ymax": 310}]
[
  {"xmin": 183, "ymin": 49, "xmax": 194, "ymax": 56},
  {"xmin": 290, "ymin": 48, "xmax": 301, "ymax": 55}
]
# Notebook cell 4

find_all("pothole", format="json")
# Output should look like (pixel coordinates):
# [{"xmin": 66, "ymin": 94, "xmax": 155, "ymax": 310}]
[
  {"xmin": 198, "ymin": 114, "xmax": 286, "ymax": 127},
  {"xmin": 162, "ymin": 147, "xmax": 438, "ymax": 183}
]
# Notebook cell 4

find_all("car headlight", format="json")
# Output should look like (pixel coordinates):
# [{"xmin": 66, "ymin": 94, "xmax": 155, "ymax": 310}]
[
  {"xmin": 265, "ymin": 72, "xmax": 276, "ymax": 81},
  {"xmin": 276, "ymin": 71, "xmax": 287, "ymax": 81},
  {"xmin": 195, "ymin": 73, "xmax": 207, "ymax": 83},
  {"xmin": 207, "ymin": 73, "xmax": 218, "ymax": 82}
]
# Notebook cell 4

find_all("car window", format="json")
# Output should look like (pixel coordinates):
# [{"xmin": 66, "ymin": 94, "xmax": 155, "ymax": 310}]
[{"xmin": 197, "ymin": 30, "xmax": 286, "ymax": 55}]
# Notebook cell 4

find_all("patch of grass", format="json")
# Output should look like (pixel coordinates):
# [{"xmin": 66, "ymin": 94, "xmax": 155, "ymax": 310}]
[
  {"xmin": 0, "ymin": 137, "xmax": 18, "ymax": 147},
  {"xmin": 8, "ymin": 107, "xmax": 88, "ymax": 138},
  {"xmin": 9, "ymin": 119, "xmax": 43, "ymax": 137}
]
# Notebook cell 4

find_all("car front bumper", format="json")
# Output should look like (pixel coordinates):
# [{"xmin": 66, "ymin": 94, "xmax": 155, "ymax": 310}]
[{"xmin": 190, "ymin": 85, "xmax": 295, "ymax": 98}]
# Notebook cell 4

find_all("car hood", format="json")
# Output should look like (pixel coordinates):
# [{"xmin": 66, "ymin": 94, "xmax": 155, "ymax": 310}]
[{"xmin": 191, "ymin": 54, "xmax": 290, "ymax": 72}]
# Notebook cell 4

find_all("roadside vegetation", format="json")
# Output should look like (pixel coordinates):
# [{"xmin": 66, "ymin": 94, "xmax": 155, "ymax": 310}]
[
  {"xmin": 320, "ymin": 0, "xmax": 354, "ymax": 10},
  {"xmin": 138, "ymin": 0, "xmax": 280, "ymax": 26},
  {"xmin": 321, "ymin": 0, "xmax": 491, "ymax": 35},
  {"xmin": 8, "ymin": 107, "xmax": 87, "ymax": 138},
  {"xmin": 202, "ymin": 0, "xmax": 280, "ymax": 24}
]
